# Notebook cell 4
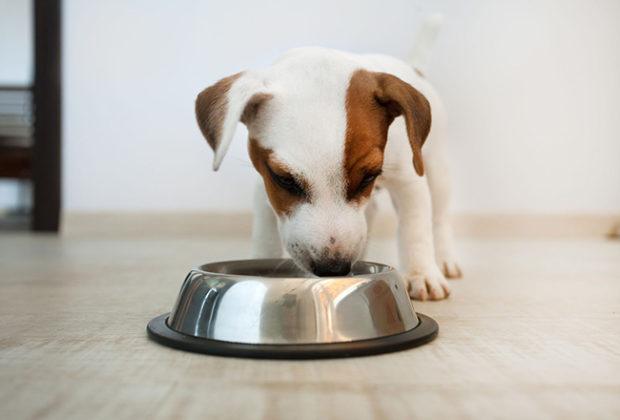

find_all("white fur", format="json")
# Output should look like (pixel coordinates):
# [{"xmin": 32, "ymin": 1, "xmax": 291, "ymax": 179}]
[{"xmin": 212, "ymin": 46, "xmax": 460, "ymax": 300}]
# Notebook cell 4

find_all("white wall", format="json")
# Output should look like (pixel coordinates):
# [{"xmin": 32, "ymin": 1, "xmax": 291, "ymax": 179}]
[{"xmin": 59, "ymin": 0, "xmax": 620, "ymax": 213}]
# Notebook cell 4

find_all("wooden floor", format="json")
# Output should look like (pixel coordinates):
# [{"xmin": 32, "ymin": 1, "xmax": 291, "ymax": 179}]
[{"xmin": 1, "ymin": 231, "xmax": 619, "ymax": 419}]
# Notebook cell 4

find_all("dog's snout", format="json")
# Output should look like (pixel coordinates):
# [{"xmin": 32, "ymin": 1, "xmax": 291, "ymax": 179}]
[{"xmin": 312, "ymin": 259, "xmax": 352, "ymax": 277}]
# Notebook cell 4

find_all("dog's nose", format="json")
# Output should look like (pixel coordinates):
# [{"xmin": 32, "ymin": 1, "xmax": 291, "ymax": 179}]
[{"xmin": 312, "ymin": 259, "xmax": 352, "ymax": 277}]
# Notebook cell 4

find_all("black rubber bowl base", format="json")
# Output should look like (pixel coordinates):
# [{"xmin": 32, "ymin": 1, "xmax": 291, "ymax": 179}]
[{"xmin": 147, "ymin": 313, "xmax": 438, "ymax": 359}]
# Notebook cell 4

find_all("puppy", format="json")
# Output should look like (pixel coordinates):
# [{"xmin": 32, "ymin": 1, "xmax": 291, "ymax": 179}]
[{"xmin": 195, "ymin": 38, "xmax": 461, "ymax": 301}]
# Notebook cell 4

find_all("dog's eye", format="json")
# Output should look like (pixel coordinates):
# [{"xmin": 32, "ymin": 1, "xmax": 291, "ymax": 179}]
[
  {"xmin": 357, "ymin": 171, "xmax": 381, "ymax": 192},
  {"xmin": 268, "ymin": 167, "xmax": 306, "ymax": 197}
]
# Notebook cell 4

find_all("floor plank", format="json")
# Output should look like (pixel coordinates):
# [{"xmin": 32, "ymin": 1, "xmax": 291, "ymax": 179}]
[{"xmin": 1, "ymin": 233, "xmax": 619, "ymax": 419}]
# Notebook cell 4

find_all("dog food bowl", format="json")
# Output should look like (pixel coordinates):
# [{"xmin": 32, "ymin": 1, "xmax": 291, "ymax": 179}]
[{"xmin": 147, "ymin": 259, "xmax": 438, "ymax": 358}]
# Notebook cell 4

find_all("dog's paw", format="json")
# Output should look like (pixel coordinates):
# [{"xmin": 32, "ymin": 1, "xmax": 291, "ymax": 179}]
[
  {"xmin": 439, "ymin": 259, "xmax": 463, "ymax": 279},
  {"xmin": 405, "ymin": 267, "xmax": 451, "ymax": 301}
]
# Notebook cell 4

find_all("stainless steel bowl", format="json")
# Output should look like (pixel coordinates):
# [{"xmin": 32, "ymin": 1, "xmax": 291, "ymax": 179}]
[{"xmin": 147, "ymin": 259, "xmax": 438, "ymax": 358}]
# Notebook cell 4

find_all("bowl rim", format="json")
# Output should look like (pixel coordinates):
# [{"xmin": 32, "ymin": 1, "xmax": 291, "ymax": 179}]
[
  {"xmin": 147, "ymin": 312, "xmax": 438, "ymax": 359},
  {"xmin": 190, "ymin": 258, "xmax": 397, "ymax": 280}
]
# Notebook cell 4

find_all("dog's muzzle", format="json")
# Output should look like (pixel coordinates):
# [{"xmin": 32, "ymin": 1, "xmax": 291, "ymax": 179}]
[{"xmin": 311, "ymin": 258, "xmax": 352, "ymax": 277}]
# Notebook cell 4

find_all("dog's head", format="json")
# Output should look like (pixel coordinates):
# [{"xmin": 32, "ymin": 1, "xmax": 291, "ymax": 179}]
[{"xmin": 195, "ymin": 50, "xmax": 431, "ymax": 276}]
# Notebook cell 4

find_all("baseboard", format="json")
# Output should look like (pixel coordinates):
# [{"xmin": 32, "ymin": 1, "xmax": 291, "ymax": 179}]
[
  {"xmin": 61, "ymin": 212, "xmax": 620, "ymax": 239},
  {"xmin": 451, "ymin": 213, "xmax": 620, "ymax": 239}
]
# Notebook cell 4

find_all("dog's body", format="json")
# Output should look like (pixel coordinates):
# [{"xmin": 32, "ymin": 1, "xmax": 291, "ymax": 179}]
[{"xmin": 195, "ymin": 33, "xmax": 461, "ymax": 300}]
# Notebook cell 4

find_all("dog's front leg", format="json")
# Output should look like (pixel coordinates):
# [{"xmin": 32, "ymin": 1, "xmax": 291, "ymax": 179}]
[
  {"xmin": 251, "ymin": 180, "xmax": 284, "ymax": 258},
  {"xmin": 385, "ymin": 175, "xmax": 450, "ymax": 301}
]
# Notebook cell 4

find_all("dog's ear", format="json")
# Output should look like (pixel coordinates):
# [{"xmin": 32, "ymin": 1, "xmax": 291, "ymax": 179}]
[
  {"xmin": 373, "ymin": 73, "xmax": 431, "ymax": 176},
  {"xmin": 195, "ymin": 72, "xmax": 272, "ymax": 171}
]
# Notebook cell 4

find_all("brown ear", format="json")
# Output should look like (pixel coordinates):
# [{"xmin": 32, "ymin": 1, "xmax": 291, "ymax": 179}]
[
  {"xmin": 195, "ymin": 72, "xmax": 242, "ymax": 152},
  {"xmin": 373, "ymin": 72, "xmax": 432, "ymax": 176},
  {"xmin": 195, "ymin": 72, "xmax": 271, "ymax": 170}
]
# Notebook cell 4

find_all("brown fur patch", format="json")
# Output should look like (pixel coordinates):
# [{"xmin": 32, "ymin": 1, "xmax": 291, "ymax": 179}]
[
  {"xmin": 344, "ymin": 70, "xmax": 432, "ymax": 190},
  {"xmin": 344, "ymin": 71, "xmax": 392, "ymax": 202},
  {"xmin": 241, "ymin": 93, "xmax": 273, "ymax": 125},
  {"xmin": 195, "ymin": 72, "xmax": 243, "ymax": 150},
  {"xmin": 248, "ymin": 139, "xmax": 307, "ymax": 216}
]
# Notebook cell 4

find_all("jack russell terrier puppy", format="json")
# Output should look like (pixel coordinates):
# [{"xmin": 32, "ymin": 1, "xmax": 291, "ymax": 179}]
[{"xmin": 195, "ymin": 20, "xmax": 461, "ymax": 300}]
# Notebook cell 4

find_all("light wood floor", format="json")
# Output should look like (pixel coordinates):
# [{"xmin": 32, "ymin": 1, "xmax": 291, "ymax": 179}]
[{"xmin": 1, "ymin": 231, "xmax": 619, "ymax": 419}]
